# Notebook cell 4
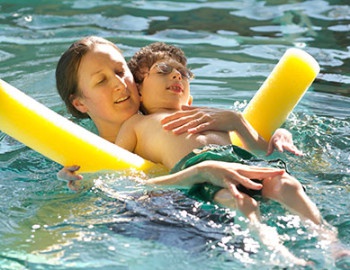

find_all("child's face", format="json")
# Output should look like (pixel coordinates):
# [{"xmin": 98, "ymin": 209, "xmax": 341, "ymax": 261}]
[
  {"xmin": 139, "ymin": 59, "xmax": 192, "ymax": 114},
  {"xmin": 72, "ymin": 44, "xmax": 140, "ymax": 127}
]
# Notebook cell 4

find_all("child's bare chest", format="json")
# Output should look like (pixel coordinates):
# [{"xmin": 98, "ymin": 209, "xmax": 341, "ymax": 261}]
[{"xmin": 135, "ymin": 113, "xmax": 231, "ymax": 168}]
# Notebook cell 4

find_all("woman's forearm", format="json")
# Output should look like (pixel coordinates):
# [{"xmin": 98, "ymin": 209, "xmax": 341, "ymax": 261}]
[
  {"xmin": 145, "ymin": 164, "xmax": 207, "ymax": 187},
  {"xmin": 145, "ymin": 160, "xmax": 284, "ymax": 191}
]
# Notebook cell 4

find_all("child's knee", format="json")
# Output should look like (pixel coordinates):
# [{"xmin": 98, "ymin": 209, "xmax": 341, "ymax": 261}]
[
  {"xmin": 281, "ymin": 176, "xmax": 304, "ymax": 194},
  {"xmin": 263, "ymin": 173, "xmax": 304, "ymax": 199},
  {"xmin": 213, "ymin": 188, "xmax": 259, "ymax": 213},
  {"xmin": 213, "ymin": 188, "xmax": 237, "ymax": 208}
]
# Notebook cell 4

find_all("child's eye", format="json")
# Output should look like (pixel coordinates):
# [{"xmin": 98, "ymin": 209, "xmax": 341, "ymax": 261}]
[{"xmin": 156, "ymin": 63, "xmax": 173, "ymax": 74}]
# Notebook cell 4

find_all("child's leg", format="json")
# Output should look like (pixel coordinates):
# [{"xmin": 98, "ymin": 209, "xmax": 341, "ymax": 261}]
[
  {"xmin": 261, "ymin": 172, "xmax": 321, "ymax": 224},
  {"xmin": 214, "ymin": 188, "xmax": 261, "ymax": 224},
  {"xmin": 213, "ymin": 188, "xmax": 309, "ymax": 266},
  {"xmin": 261, "ymin": 173, "xmax": 350, "ymax": 262}
]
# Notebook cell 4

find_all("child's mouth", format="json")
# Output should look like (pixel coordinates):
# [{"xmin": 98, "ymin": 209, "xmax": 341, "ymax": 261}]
[{"xmin": 167, "ymin": 84, "xmax": 183, "ymax": 93}]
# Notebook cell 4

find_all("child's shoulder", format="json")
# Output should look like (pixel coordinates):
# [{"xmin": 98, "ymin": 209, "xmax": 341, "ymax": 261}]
[
  {"xmin": 122, "ymin": 112, "xmax": 164, "ymax": 130},
  {"xmin": 126, "ymin": 113, "xmax": 145, "ymax": 123}
]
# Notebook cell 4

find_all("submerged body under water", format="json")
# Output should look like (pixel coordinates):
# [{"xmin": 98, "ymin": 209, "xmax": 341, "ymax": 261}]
[{"xmin": 0, "ymin": 0, "xmax": 349, "ymax": 269}]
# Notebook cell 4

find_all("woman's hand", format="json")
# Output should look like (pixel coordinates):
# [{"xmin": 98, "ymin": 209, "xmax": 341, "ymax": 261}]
[
  {"xmin": 161, "ymin": 105, "xmax": 240, "ymax": 134},
  {"xmin": 57, "ymin": 165, "xmax": 83, "ymax": 191},
  {"xmin": 196, "ymin": 160, "xmax": 285, "ymax": 199},
  {"xmin": 267, "ymin": 128, "xmax": 304, "ymax": 156},
  {"xmin": 146, "ymin": 160, "xmax": 285, "ymax": 199}
]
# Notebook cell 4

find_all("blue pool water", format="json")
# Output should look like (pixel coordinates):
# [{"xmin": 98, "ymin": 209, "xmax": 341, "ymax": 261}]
[{"xmin": 0, "ymin": 0, "xmax": 349, "ymax": 269}]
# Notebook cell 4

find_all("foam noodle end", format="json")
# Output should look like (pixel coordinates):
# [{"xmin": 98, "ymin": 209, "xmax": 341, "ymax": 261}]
[{"xmin": 230, "ymin": 48, "xmax": 319, "ymax": 147}]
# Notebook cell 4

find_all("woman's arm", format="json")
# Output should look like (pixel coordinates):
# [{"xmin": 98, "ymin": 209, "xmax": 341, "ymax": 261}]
[
  {"xmin": 161, "ymin": 105, "xmax": 239, "ymax": 134},
  {"xmin": 267, "ymin": 128, "xmax": 304, "ymax": 156},
  {"xmin": 146, "ymin": 160, "xmax": 285, "ymax": 199},
  {"xmin": 161, "ymin": 105, "xmax": 268, "ymax": 153},
  {"xmin": 57, "ymin": 160, "xmax": 285, "ymax": 198},
  {"xmin": 162, "ymin": 105, "xmax": 302, "ymax": 156}
]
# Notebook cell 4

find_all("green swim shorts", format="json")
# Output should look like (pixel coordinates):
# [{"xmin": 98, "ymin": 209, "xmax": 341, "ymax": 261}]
[{"xmin": 170, "ymin": 144, "xmax": 288, "ymax": 203}]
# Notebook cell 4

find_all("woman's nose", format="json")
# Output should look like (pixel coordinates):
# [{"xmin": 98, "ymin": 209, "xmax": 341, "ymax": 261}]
[{"xmin": 112, "ymin": 74, "xmax": 127, "ymax": 90}]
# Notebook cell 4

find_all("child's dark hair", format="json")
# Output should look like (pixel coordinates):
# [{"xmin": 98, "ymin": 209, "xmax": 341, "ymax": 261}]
[{"xmin": 128, "ymin": 42, "xmax": 188, "ymax": 84}]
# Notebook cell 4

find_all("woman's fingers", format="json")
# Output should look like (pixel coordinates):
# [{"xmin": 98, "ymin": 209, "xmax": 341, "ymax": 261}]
[
  {"xmin": 162, "ymin": 114, "xmax": 202, "ymax": 134},
  {"xmin": 67, "ymin": 180, "xmax": 82, "ymax": 191},
  {"xmin": 161, "ymin": 106, "xmax": 214, "ymax": 134},
  {"xmin": 239, "ymin": 166, "xmax": 285, "ymax": 178},
  {"xmin": 224, "ymin": 166, "xmax": 285, "ymax": 190},
  {"xmin": 57, "ymin": 165, "xmax": 83, "ymax": 182},
  {"xmin": 230, "ymin": 174, "xmax": 263, "ymax": 190},
  {"xmin": 284, "ymin": 145, "xmax": 304, "ymax": 156},
  {"xmin": 225, "ymin": 179, "xmax": 243, "ymax": 199},
  {"xmin": 161, "ymin": 107, "xmax": 197, "ymax": 125}
]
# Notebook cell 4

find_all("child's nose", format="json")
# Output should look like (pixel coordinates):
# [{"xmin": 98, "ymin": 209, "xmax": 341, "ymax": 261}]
[{"xmin": 171, "ymin": 69, "xmax": 182, "ymax": 80}]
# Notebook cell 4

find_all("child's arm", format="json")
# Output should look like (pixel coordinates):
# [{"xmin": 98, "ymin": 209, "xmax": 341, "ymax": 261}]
[{"xmin": 114, "ymin": 115, "xmax": 140, "ymax": 152}]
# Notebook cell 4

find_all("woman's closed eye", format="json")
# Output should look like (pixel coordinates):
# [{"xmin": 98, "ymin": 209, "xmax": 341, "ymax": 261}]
[
  {"xmin": 114, "ymin": 69, "xmax": 125, "ymax": 78},
  {"xmin": 96, "ymin": 77, "xmax": 106, "ymax": 85}
]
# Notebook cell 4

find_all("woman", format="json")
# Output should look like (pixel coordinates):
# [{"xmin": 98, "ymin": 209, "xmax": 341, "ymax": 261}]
[{"xmin": 56, "ymin": 36, "xmax": 299, "ymax": 193}]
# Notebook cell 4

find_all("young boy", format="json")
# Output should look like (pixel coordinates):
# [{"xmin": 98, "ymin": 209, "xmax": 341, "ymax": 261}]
[
  {"xmin": 114, "ymin": 42, "xmax": 350, "ymax": 265},
  {"xmin": 118, "ymin": 42, "xmax": 318, "ymax": 222}
]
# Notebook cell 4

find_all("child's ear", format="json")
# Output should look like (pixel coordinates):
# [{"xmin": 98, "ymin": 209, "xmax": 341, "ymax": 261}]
[
  {"xmin": 71, "ymin": 95, "xmax": 88, "ymax": 113},
  {"xmin": 187, "ymin": 95, "xmax": 193, "ymax": 106}
]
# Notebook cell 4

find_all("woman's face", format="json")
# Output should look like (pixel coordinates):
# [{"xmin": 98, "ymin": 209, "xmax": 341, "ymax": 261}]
[{"xmin": 73, "ymin": 43, "xmax": 140, "ymax": 131}]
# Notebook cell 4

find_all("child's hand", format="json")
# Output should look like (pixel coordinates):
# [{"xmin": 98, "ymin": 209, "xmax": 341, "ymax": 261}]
[
  {"xmin": 57, "ymin": 165, "xmax": 83, "ymax": 191},
  {"xmin": 267, "ymin": 128, "xmax": 304, "ymax": 156}
]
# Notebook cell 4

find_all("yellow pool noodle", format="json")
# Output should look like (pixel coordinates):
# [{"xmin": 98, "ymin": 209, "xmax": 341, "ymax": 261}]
[
  {"xmin": 0, "ymin": 48, "xmax": 318, "ymax": 174},
  {"xmin": 230, "ymin": 48, "xmax": 320, "ymax": 146},
  {"xmin": 0, "ymin": 79, "xmax": 167, "ymax": 174}
]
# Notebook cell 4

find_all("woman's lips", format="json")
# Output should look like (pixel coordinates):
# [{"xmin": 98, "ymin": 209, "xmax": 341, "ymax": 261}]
[{"xmin": 114, "ymin": 95, "xmax": 130, "ymax": 104}]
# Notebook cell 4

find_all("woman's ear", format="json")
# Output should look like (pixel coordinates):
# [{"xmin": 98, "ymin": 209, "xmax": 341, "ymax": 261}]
[
  {"xmin": 71, "ymin": 95, "xmax": 88, "ymax": 113},
  {"xmin": 187, "ymin": 95, "xmax": 193, "ymax": 106}
]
